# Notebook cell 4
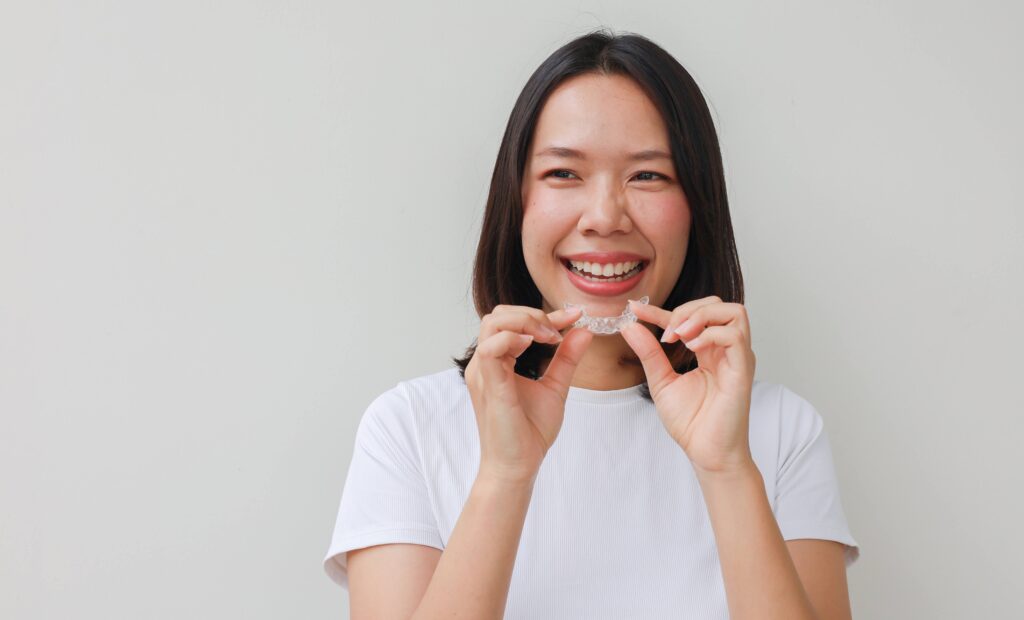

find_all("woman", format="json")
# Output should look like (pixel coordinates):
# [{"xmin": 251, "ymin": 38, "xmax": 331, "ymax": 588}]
[{"xmin": 324, "ymin": 29, "xmax": 859, "ymax": 619}]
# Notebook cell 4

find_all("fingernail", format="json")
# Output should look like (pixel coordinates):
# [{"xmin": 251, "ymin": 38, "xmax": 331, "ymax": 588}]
[
  {"xmin": 660, "ymin": 328, "xmax": 674, "ymax": 343},
  {"xmin": 675, "ymin": 318, "xmax": 695, "ymax": 334},
  {"xmin": 542, "ymin": 326, "xmax": 561, "ymax": 340}
]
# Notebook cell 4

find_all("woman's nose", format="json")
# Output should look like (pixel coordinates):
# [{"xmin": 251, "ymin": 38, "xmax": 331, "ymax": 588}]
[{"xmin": 576, "ymin": 185, "xmax": 633, "ymax": 235}]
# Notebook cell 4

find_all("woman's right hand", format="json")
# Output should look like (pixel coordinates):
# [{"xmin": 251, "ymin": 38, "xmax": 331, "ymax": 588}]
[{"xmin": 464, "ymin": 305, "xmax": 592, "ymax": 486}]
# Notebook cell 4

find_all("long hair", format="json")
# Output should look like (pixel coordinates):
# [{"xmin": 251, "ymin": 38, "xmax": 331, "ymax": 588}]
[{"xmin": 452, "ymin": 28, "xmax": 744, "ymax": 401}]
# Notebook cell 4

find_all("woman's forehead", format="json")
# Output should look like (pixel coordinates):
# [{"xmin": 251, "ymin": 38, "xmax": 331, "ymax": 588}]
[{"xmin": 532, "ymin": 75, "xmax": 670, "ymax": 159}]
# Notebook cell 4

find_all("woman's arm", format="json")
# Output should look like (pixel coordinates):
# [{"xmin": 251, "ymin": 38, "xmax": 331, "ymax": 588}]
[
  {"xmin": 697, "ymin": 460, "xmax": 821, "ymax": 620},
  {"xmin": 409, "ymin": 474, "xmax": 535, "ymax": 620}
]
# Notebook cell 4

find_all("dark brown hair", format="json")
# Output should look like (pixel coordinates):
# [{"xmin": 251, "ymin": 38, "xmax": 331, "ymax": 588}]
[{"xmin": 451, "ymin": 28, "xmax": 744, "ymax": 401}]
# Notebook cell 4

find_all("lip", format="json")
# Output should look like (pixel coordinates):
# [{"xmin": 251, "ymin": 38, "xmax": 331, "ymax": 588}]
[
  {"xmin": 560, "ymin": 251, "xmax": 648, "ymax": 263},
  {"xmin": 562, "ymin": 259, "xmax": 647, "ymax": 297}
]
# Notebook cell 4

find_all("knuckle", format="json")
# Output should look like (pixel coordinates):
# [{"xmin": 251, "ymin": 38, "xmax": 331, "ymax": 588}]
[
  {"xmin": 515, "ymin": 306, "xmax": 545, "ymax": 325},
  {"xmin": 477, "ymin": 338, "xmax": 497, "ymax": 357}
]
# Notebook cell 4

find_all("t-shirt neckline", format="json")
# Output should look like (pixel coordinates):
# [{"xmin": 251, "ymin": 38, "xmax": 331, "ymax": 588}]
[{"xmin": 567, "ymin": 382, "xmax": 646, "ymax": 404}]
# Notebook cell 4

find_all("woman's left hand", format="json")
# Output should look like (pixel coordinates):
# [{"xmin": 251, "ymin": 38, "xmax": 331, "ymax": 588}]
[{"xmin": 620, "ymin": 295, "xmax": 757, "ymax": 476}]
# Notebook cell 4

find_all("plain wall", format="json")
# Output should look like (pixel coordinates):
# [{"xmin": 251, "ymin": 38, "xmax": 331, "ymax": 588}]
[{"xmin": 2, "ymin": 1, "xmax": 1021, "ymax": 618}]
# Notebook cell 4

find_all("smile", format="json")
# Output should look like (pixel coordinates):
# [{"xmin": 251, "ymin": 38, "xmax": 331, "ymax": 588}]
[
  {"xmin": 561, "ymin": 259, "xmax": 649, "ymax": 296},
  {"xmin": 566, "ymin": 260, "xmax": 645, "ymax": 282}
]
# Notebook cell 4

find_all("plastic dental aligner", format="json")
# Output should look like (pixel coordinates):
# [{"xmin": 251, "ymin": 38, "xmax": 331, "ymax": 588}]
[{"xmin": 563, "ymin": 296, "xmax": 649, "ymax": 335}]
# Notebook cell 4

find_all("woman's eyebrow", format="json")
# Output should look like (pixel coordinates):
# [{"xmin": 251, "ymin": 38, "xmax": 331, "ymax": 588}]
[{"xmin": 536, "ymin": 146, "xmax": 672, "ymax": 162}]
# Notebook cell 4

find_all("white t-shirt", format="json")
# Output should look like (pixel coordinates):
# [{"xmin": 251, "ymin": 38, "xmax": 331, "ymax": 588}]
[{"xmin": 323, "ymin": 366, "xmax": 860, "ymax": 618}]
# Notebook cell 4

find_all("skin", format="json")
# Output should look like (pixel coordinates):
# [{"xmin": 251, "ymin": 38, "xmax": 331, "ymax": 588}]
[{"xmin": 521, "ymin": 72, "xmax": 691, "ymax": 391}]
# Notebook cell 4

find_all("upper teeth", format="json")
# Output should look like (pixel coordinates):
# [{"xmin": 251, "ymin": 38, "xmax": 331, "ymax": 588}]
[{"xmin": 569, "ymin": 260, "xmax": 641, "ymax": 276}]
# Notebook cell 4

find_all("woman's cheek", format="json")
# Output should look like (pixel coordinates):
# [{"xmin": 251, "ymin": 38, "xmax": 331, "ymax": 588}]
[
  {"xmin": 645, "ymin": 191, "xmax": 690, "ymax": 232},
  {"xmin": 520, "ymin": 204, "xmax": 559, "ymax": 258},
  {"xmin": 529, "ymin": 187, "xmax": 566, "ymax": 213},
  {"xmin": 525, "ymin": 195, "xmax": 578, "ymax": 229}
]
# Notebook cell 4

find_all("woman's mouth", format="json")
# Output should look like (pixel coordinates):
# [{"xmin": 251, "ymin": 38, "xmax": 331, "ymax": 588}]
[
  {"xmin": 561, "ymin": 259, "xmax": 648, "ymax": 296},
  {"xmin": 564, "ymin": 260, "xmax": 646, "ymax": 282}
]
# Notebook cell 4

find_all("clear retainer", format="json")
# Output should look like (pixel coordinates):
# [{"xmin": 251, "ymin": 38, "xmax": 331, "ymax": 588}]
[{"xmin": 563, "ymin": 296, "xmax": 649, "ymax": 335}]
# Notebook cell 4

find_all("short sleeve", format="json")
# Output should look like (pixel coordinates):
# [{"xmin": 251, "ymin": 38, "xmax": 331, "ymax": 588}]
[
  {"xmin": 322, "ymin": 383, "xmax": 444, "ymax": 590},
  {"xmin": 773, "ymin": 388, "xmax": 861, "ymax": 568}
]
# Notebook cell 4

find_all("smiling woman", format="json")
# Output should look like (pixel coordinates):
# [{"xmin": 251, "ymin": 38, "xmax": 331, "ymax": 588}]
[
  {"xmin": 518, "ymin": 71, "xmax": 692, "ymax": 389},
  {"xmin": 451, "ymin": 33, "xmax": 740, "ymax": 393},
  {"xmin": 324, "ymin": 28, "xmax": 859, "ymax": 620}
]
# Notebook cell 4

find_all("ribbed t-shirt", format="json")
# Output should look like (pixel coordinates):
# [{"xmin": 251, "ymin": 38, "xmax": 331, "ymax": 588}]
[{"xmin": 323, "ymin": 367, "xmax": 860, "ymax": 618}]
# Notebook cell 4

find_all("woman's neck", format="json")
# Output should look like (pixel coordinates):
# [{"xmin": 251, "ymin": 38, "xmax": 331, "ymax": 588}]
[{"xmin": 543, "ymin": 332, "xmax": 646, "ymax": 390}]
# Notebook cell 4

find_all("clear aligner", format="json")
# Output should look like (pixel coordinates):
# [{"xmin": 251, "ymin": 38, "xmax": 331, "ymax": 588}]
[{"xmin": 563, "ymin": 296, "xmax": 649, "ymax": 335}]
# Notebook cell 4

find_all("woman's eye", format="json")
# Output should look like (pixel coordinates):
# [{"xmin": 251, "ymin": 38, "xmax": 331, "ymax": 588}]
[
  {"xmin": 634, "ymin": 171, "xmax": 667, "ymax": 181},
  {"xmin": 545, "ymin": 169, "xmax": 577, "ymax": 180}
]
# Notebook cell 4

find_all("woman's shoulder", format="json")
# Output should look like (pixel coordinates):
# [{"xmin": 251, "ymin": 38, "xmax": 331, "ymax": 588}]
[
  {"xmin": 750, "ymin": 378, "xmax": 828, "ymax": 442},
  {"xmin": 363, "ymin": 367, "xmax": 470, "ymax": 426},
  {"xmin": 355, "ymin": 367, "xmax": 469, "ymax": 442},
  {"xmin": 365, "ymin": 367, "xmax": 467, "ymax": 404},
  {"xmin": 397, "ymin": 366, "xmax": 469, "ymax": 402}
]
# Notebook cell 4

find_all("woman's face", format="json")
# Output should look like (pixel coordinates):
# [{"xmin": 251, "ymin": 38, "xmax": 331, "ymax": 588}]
[{"xmin": 521, "ymin": 73, "xmax": 691, "ymax": 318}]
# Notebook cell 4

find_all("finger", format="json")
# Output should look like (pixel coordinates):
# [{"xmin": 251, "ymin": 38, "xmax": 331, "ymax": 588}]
[
  {"xmin": 476, "ymin": 331, "xmax": 534, "ymax": 384},
  {"xmin": 672, "ymin": 302, "xmax": 750, "ymax": 345},
  {"xmin": 493, "ymin": 304, "xmax": 582, "ymax": 330},
  {"xmin": 618, "ymin": 321, "xmax": 676, "ymax": 397},
  {"xmin": 495, "ymin": 303, "xmax": 585, "ymax": 327},
  {"xmin": 483, "ymin": 306, "xmax": 583, "ymax": 343},
  {"xmin": 628, "ymin": 296, "xmax": 722, "ymax": 343},
  {"xmin": 476, "ymin": 331, "xmax": 535, "ymax": 360},
  {"xmin": 681, "ymin": 325, "xmax": 749, "ymax": 370},
  {"xmin": 482, "ymin": 310, "xmax": 561, "ymax": 344},
  {"xmin": 538, "ymin": 326, "xmax": 593, "ymax": 392},
  {"xmin": 661, "ymin": 298, "xmax": 723, "ymax": 344},
  {"xmin": 547, "ymin": 306, "xmax": 584, "ymax": 332}
]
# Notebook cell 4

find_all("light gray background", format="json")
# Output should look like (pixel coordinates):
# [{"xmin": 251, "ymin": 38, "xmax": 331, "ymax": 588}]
[{"xmin": 2, "ymin": 1, "xmax": 1021, "ymax": 618}]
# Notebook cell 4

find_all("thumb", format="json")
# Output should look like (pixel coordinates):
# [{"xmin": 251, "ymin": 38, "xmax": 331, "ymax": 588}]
[
  {"xmin": 619, "ymin": 321, "xmax": 675, "ymax": 397},
  {"xmin": 538, "ymin": 327, "xmax": 593, "ymax": 392}
]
